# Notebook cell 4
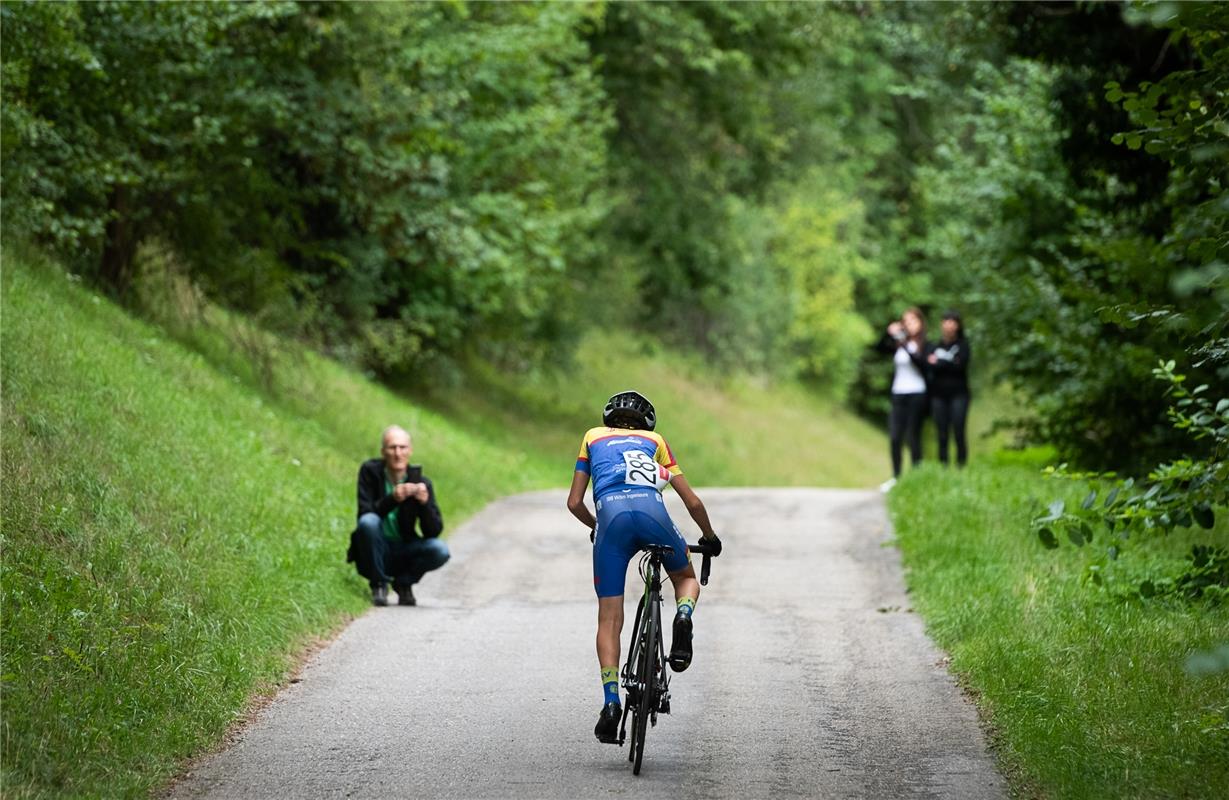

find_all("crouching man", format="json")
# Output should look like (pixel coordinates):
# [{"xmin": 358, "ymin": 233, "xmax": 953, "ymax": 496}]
[{"xmin": 347, "ymin": 425, "xmax": 448, "ymax": 606}]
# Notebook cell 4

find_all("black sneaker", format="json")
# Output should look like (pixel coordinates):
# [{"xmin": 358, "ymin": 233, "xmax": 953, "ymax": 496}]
[
  {"xmin": 372, "ymin": 583, "xmax": 389, "ymax": 607},
  {"xmin": 395, "ymin": 584, "xmax": 416, "ymax": 606},
  {"xmin": 594, "ymin": 701, "xmax": 621, "ymax": 744},
  {"xmin": 668, "ymin": 613, "xmax": 693, "ymax": 672}
]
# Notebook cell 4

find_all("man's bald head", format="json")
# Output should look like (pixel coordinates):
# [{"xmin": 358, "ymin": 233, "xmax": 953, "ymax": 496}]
[
  {"xmin": 380, "ymin": 425, "xmax": 412, "ymax": 477},
  {"xmin": 381, "ymin": 425, "xmax": 411, "ymax": 450}
]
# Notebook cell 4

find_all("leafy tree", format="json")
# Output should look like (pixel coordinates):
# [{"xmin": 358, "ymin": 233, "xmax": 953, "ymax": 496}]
[
  {"xmin": 855, "ymin": 0, "xmax": 1227, "ymax": 471},
  {"xmin": 962, "ymin": 0, "xmax": 1226, "ymax": 470},
  {"xmin": 2, "ymin": 1, "xmax": 613, "ymax": 375},
  {"xmin": 1031, "ymin": 1, "xmax": 1228, "ymax": 589},
  {"xmin": 587, "ymin": 1, "xmax": 818, "ymax": 350},
  {"xmin": 1, "ymin": 1, "xmax": 297, "ymax": 291}
]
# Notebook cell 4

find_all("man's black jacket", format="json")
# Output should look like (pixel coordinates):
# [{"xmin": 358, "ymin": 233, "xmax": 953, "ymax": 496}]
[{"xmin": 346, "ymin": 459, "xmax": 444, "ymax": 562}]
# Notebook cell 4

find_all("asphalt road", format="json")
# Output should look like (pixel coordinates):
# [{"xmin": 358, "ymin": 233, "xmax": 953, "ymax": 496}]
[{"xmin": 168, "ymin": 488, "xmax": 1005, "ymax": 799}]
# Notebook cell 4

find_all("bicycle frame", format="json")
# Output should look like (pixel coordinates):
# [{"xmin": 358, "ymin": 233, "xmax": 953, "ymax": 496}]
[{"xmin": 614, "ymin": 541, "xmax": 713, "ymax": 774}]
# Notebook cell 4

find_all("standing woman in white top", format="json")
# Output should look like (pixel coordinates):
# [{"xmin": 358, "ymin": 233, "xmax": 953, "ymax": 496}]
[{"xmin": 876, "ymin": 307, "xmax": 929, "ymax": 487}]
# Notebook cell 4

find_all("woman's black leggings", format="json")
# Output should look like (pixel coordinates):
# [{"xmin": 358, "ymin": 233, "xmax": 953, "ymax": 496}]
[
  {"xmin": 931, "ymin": 393, "xmax": 970, "ymax": 466},
  {"xmin": 889, "ymin": 392, "xmax": 927, "ymax": 476}
]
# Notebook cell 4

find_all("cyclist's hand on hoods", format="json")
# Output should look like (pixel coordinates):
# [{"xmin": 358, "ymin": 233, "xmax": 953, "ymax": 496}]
[{"xmin": 703, "ymin": 533, "xmax": 722, "ymax": 557}]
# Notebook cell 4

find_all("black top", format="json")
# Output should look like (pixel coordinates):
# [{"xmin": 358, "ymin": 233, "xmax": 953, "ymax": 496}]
[
  {"xmin": 926, "ymin": 337, "xmax": 971, "ymax": 398},
  {"xmin": 355, "ymin": 458, "xmax": 444, "ymax": 539}
]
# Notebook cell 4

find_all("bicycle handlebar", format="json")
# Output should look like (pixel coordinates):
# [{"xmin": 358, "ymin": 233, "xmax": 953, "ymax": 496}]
[{"xmin": 687, "ymin": 542, "xmax": 716, "ymax": 586}]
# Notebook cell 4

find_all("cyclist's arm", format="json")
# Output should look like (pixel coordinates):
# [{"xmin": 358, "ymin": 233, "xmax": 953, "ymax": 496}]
[
  {"xmin": 669, "ymin": 474, "xmax": 716, "ymax": 539},
  {"xmin": 567, "ymin": 470, "xmax": 596, "ymax": 530}
]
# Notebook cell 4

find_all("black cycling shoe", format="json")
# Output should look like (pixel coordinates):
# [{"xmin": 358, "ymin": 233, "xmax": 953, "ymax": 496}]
[
  {"xmin": 371, "ymin": 583, "xmax": 389, "ymax": 607},
  {"xmin": 594, "ymin": 702, "xmax": 622, "ymax": 744},
  {"xmin": 669, "ymin": 613, "xmax": 693, "ymax": 672}
]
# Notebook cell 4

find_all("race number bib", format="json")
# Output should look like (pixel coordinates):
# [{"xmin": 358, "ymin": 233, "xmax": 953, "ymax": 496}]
[{"xmin": 622, "ymin": 450, "xmax": 668, "ymax": 490}]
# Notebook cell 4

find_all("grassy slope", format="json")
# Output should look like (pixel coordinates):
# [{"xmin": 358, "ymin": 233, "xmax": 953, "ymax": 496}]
[
  {"xmin": 424, "ymin": 338, "xmax": 890, "ymax": 489},
  {"xmin": 888, "ymin": 456, "xmax": 1229, "ymax": 798},
  {"xmin": 0, "ymin": 253, "xmax": 885, "ymax": 798},
  {"xmin": 0, "ymin": 257, "xmax": 571, "ymax": 797}
]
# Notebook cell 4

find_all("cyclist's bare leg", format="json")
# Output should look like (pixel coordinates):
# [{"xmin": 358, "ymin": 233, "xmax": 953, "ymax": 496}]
[
  {"xmin": 667, "ymin": 563, "xmax": 700, "ymax": 604},
  {"xmin": 594, "ymin": 595, "xmax": 626, "ymax": 741},
  {"xmin": 596, "ymin": 595, "xmax": 624, "ymax": 666}
]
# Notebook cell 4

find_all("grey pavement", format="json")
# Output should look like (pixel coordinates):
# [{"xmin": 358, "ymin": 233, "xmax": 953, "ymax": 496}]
[{"xmin": 167, "ymin": 489, "xmax": 1005, "ymax": 799}]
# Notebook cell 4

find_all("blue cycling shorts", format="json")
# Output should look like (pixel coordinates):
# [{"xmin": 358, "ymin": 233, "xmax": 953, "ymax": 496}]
[{"xmin": 592, "ymin": 489, "xmax": 691, "ymax": 597}]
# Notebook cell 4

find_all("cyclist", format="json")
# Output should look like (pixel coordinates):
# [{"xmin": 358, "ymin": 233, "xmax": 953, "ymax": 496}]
[{"xmin": 566, "ymin": 390, "xmax": 722, "ymax": 744}]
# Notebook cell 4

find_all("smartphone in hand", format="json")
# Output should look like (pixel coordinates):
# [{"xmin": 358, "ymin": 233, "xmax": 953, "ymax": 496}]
[{"xmin": 406, "ymin": 464, "xmax": 423, "ymax": 484}]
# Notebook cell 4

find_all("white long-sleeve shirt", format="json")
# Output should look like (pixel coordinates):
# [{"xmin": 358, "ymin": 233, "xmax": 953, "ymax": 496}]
[{"xmin": 891, "ymin": 341, "xmax": 927, "ymax": 395}]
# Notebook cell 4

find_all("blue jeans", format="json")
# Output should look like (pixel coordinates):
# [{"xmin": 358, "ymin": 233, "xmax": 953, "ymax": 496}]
[{"xmin": 353, "ymin": 512, "xmax": 450, "ymax": 588}]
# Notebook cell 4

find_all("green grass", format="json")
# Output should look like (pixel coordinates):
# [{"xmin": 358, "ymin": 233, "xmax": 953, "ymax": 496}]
[
  {"xmin": 1, "ymin": 251, "xmax": 885, "ymax": 797},
  {"xmin": 423, "ymin": 337, "xmax": 891, "ymax": 488},
  {"xmin": 888, "ymin": 456, "xmax": 1229, "ymax": 799}
]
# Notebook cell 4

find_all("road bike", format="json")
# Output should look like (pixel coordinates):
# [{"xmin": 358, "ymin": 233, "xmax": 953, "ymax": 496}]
[{"xmin": 616, "ymin": 541, "xmax": 715, "ymax": 775}]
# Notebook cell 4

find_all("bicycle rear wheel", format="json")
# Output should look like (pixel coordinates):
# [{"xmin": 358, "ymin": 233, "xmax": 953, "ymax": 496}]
[
  {"xmin": 632, "ymin": 589, "xmax": 659, "ymax": 775},
  {"xmin": 625, "ymin": 594, "xmax": 647, "ymax": 764},
  {"xmin": 624, "ymin": 594, "xmax": 645, "ymax": 763}
]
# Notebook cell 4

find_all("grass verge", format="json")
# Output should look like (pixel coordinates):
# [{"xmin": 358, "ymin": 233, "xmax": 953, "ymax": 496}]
[{"xmin": 888, "ymin": 455, "xmax": 1229, "ymax": 798}]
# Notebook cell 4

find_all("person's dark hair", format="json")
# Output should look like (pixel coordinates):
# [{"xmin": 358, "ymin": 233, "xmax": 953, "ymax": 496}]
[
  {"xmin": 942, "ymin": 309, "xmax": 964, "ymax": 339},
  {"xmin": 603, "ymin": 390, "xmax": 656, "ymax": 431}
]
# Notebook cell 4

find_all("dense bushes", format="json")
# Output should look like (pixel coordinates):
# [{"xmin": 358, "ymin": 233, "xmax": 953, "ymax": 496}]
[
  {"xmin": 1, "ymin": 1, "xmax": 880, "ymax": 393},
  {"xmin": 2, "ymin": 1, "xmax": 613, "ymax": 373},
  {"xmin": 902, "ymin": 2, "xmax": 1228, "ymax": 471}
]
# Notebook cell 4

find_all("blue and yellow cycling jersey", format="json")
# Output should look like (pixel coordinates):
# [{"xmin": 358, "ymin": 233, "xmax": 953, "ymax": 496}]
[{"xmin": 575, "ymin": 427, "xmax": 682, "ymax": 502}]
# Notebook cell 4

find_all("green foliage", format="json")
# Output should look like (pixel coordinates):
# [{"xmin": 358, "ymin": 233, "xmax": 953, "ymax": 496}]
[
  {"xmin": 2, "ymin": 0, "xmax": 896, "ymax": 387},
  {"xmin": 907, "ymin": 1, "xmax": 1228, "ymax": 470},
  {"xmin": 586, "ymin": 1, "xmax": 824, "ymax": 351},
  {"xmin": 1013, "ymin": 1, "xmax": 1229, "ymax": 591},
  {"xmin": 721, "ymin": 179, "xmax": 875, "ymax": 396},
  {"xmin": 1102, "ymin": 1, "xmax": 1229, "ymax": 366},
  {"xmin": 1, "ymin": 1, "xmax": 294, "ymax": 279},
  {"xmin": 1035, "ymin": 360, "xmax": 1228, "ymax": 595},
  {"xmin": 311, "ymin": 2, "xmax": 613, "ymax": 373},
  {"xmin": 1, "ymin": 1, "xmax": 612, "ymax": 376},
  {"xmin": 3, "ymin": 0, "xmax": 1225, "ymax": 474},
  {"xmin": 776, "ymin": 3, "xmax": 1013, "ymax": 417}
]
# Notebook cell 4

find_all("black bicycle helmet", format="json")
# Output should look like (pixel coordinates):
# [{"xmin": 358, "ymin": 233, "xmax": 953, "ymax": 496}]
[{"xmin": 603, "ymin": 390, "xmax": 656, "ymax": 431}]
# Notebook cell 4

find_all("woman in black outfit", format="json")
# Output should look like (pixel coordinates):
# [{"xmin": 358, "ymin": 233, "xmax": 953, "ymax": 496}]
[
  {"xmin": 926, "ymin": 310, "xmax": 971, "ymax": 466},
  {"xmin": 876, "ymin": 307, "xmax": 929, "ymax": 486}
]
